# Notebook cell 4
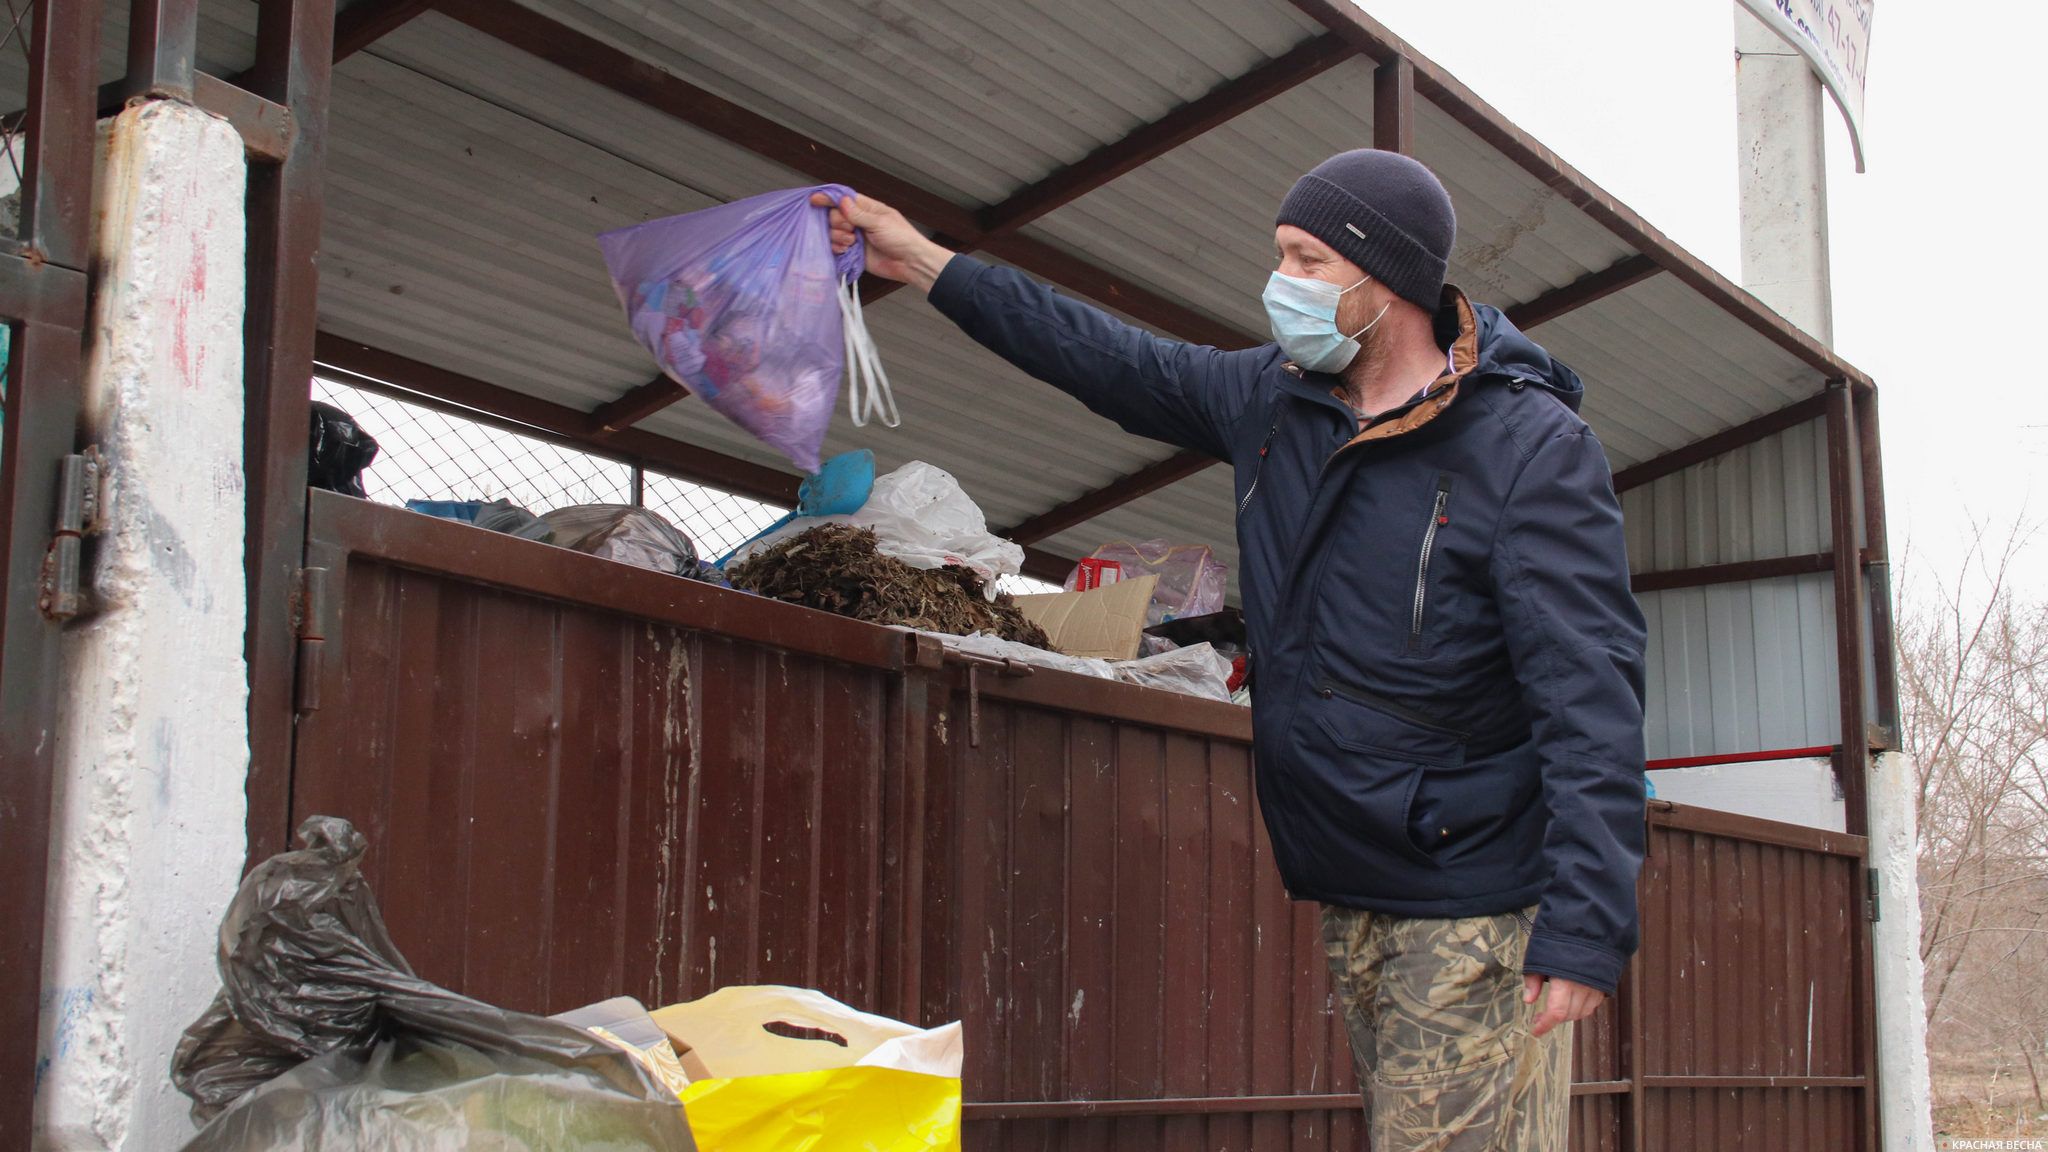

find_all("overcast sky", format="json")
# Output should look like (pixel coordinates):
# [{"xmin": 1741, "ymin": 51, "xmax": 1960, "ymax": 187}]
[{"xmin": 1361, "ymin": 0, "xmax": 2047, "ymax": 598}]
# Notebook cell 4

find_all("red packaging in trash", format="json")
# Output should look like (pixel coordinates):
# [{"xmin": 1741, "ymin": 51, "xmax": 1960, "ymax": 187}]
[{"xmin": 1071, "ymin": 558, "xmax": 1123, "ymax": 591}]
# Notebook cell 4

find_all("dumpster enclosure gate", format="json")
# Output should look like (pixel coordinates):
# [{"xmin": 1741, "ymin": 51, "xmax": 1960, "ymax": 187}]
[{"xmin": 273, "ymin": 489, "xmax": 1879, "ymax": 1151}]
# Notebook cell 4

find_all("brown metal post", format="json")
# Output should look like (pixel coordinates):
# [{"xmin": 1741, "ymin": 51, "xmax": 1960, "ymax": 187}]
[
  {"xmin": 0, "ymin": 1, "xmax": 104, "ymax": 1145},
  {"xmin": 1373, "ymin": 55, "xmax": 1415, "ymax": 153},
  {"xmin": 1854, "ymin": 386, "xmax": 1900, "ymax": 746},
  {"xmin": 1829, "ymin": 380, "xmax": 1883, "ymax": 1150},
  {"xmin": 122, "ymin": 0, "xmax": 203, "ymax": 100},
  {"xmin": 1825, "ymin": 382, "xmax": 1869, "ymax": 833},
  {"xmin": 242, "ymin": 0, "xmax": 337, "ymax": 866}
]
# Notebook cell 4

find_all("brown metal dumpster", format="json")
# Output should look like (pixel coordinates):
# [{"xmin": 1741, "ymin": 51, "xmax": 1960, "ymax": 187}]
[{"xmin": 266, "ymin": 489, "xmax": 1876, "ymax": 1150}]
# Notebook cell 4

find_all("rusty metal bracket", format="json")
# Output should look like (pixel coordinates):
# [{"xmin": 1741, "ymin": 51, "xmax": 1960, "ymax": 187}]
[
  {"xmin": 941, "ymin": 650, "xmax": 1034, "ymax": 747},
  {"xmin": 38, "ymin": 448, "xmax": 105, "ymax": 621}
]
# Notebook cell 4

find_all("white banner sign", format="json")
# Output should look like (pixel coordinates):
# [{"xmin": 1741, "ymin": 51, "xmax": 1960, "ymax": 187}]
[{"xmin": 1739, "ymin": 0, "xmax": 1874, "ymax": 170}]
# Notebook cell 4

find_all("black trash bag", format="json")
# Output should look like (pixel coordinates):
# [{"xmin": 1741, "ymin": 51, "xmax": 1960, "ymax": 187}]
[
  {"xmin": 307, "ymin": 402, "xmax": 379, "ymax": 497},
  {"xmin": 170, "ymin": 815, "xmax": 693, "ymax": 1150}
]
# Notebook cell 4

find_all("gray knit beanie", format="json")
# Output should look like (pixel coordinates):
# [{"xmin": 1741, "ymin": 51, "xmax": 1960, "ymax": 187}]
[{"xmin": 1275, "ymin": 149, "xmax": 1456, "ymax": 311}]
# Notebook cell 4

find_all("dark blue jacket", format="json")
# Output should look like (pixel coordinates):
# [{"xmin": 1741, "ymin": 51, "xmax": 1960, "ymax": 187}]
[{"xmin": 930, "ymin": 256, "xmax": 1648, "ymax": 994}]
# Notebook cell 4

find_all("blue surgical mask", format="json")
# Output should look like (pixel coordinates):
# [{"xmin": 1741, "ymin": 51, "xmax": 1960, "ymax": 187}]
[{"xmin": 1261, "ymin": 271, "xmax": 1390, "ymax": 373}]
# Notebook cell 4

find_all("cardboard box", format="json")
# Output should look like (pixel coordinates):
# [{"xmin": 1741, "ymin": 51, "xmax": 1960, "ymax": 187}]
[{"xmin": 1013, "ymin": 574, "xmax": 1158, "ymax": 661}]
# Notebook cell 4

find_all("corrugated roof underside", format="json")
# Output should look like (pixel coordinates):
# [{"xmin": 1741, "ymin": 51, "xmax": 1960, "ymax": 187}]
[
  {"xmin": 305, "ymin": 12, "xmax": 1188, "ymax": 532},
  {"xmin": 512, "ymin": 0, "xmax": 1325, "ymax": 208},
  {"xmin": 171, "ymin": 0, "xmax": 1846, "ymax": 584}
]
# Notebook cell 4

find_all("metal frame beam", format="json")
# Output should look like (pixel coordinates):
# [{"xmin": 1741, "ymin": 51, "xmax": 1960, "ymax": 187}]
[
  {"xmin": 1629, "ymin": 552, "xmax": 1835, "ymax": 594},
  {"xmin": 1373, "ymin": 56, "xmax": 1415, "ymax": 153},
  {"xmin": 1855, "ymin": 387, "xmax": 1899, "ymax": 745},
  {"xmin": 1504, "ymin": 254, "xmax": 1662, "ymax": 331},
  {"xmin": 242, "ymin": 0, "xmax": 339, "ymax": 865},
  {"xmin": 333, "ymin": 0, "xmax": 440, "ymax": 61},
  {"xmin": 0, "ymin": 1, "xmax": 105, "ymax": 1144},
  {"xmin": 1000, "ymin": 449, "xmax": 1211, "ymax": 546},
  {"xmin": 1825, "ymin": 381, "xmax": 1870, "ymax": 830},
  {"xmin": 1611, "ymin": 392, "xmax": 1828, "ymax": 494},
  {"xmin": 122, "ymin": 0, "xmax": 202, "ymax": 100}
]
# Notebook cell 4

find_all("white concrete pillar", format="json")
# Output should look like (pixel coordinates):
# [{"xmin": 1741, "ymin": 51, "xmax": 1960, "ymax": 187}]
[
  {"xmin": 1870, "ymin": 751, "xmax": 1935, "ymax": 1152},
  {"xmin": 34, "ymin": 101, "xmax": 249, "ymax": 1152},
  {"xmin": 1735, "ymin": 4, "xmax": 1835, "ymax": 346}
]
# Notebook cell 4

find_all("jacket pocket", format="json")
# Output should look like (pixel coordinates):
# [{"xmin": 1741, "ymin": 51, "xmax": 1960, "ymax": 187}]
[
  {"xmin": 1405, "ymin": 473, "xmax": 1456, "ymax": 654},
  {"xmin": 1407, "ymin": 748, "xmax": 1544, "ymax": 863},
  {"xmin": 1299, "ymin": 683, "xmax": 1468, "ymax": 865}
]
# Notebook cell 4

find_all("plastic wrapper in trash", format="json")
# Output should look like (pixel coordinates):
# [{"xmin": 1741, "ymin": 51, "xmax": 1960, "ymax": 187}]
[
  {"xmin": 1110, "ymin": 641, "xmax": 1234, "ymax": 702},
  {"xmin": 924, "ymin": 632, "xmax": 1233, "ymax": 702},
  {"xmin": 540, "ymin": 504, "xmax": 702, "ymax": 578},
  {"xmin": 651, "ymin": 985, "xmax": 962, "ymax": 1152},
  {"xmin": 924, "ymin": 629, "xmax": 1117, "ymax": 681},
  {"xmin": 728, "ymin": 462, "xmax": 1023, "ymax": 595},
  {"xmin": 599, "ymin": 184, "xmax": 892, "ymax": 473},
  {"xmin": 170, "ymin": 815, "xmax": 693, "ymax": 1150},
  {"xmin": 307, "ymin": 401, "xmax": 378, "ymax": 498},
  {"xmin": 1065, "ymin": 539, "xmax": 1227, "ymax": 627}
]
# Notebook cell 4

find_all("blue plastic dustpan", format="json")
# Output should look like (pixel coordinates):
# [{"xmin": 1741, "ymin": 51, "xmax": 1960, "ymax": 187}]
[{"xmin": 717, "ymin": 449, "xmax": 876, "ymax": 566}]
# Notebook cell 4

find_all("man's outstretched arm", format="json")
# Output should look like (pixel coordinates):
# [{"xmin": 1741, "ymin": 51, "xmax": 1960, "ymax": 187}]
[{"xmin": 820, "ymin": 192, "xmax": 1271, "ymax": 460}]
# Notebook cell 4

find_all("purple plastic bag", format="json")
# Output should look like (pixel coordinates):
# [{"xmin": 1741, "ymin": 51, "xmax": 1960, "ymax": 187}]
[{"xmin": 599, "ymin": 185, "xmax": 866, "ymax": 473}]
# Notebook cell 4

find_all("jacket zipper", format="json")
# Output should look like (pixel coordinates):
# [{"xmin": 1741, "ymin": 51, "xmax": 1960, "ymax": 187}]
[
  {"xmin": 1237, "ymin": 413, "xmax": 1283, "ymax": 516},
  {"xmin": 1316, "ymin": 680, "xmax": 1470, "ymax": 740},
  {"xmin": 1408, "ymin": 475, "xmax": 1454, "ymax": 652}
]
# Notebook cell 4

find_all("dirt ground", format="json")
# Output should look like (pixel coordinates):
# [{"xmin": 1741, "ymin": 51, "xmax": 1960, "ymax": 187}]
[{"xmin": 1933, "ymin": 1052, "xmax": 2047, "ymax": 1143}]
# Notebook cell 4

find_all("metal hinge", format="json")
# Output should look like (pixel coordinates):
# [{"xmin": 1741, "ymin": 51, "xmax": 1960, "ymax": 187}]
[
  {"xmin": 941, "ymin": 649, "xmax": 1034, "ymax": 747},
  {"xmin": 293, "ymin": 566, "xmax": 330, "ymax": 713},
  {"xmin": 39, "ymin": 448, "xmax": 106, "ymax": 621},
  {"xmin": 1866, "ymin": 868, "xmax": 1881, "ymax": 922}
]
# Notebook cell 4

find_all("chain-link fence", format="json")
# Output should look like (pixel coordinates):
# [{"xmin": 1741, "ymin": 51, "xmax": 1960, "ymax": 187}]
[
  {"xmin": 314, "ymin": 379, "xmax": 790, "ymax": 559},
  {"xmin": 313, "ymin": 378, "xmax": 1064, "ymax": 591}
]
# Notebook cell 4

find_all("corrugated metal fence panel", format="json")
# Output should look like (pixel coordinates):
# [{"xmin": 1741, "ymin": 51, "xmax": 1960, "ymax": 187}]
[
  {"xmin": 1638, "ymin": 811, "xmax": 1870, "ymax": 1150},
  {"xmin": 1625, "ymin": 420, "xmax": 1843, "ymax": 758},
  {"xmin": 936, "ymin": 689, "xmax": 1361, "ymax": 1151},
  {"xmin": 290, "ymin": 494, "xmax": 909, "ymax": 1017}
]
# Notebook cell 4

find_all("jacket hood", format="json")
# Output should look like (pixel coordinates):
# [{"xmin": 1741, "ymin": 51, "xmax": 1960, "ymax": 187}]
[{"xmin": 1468, "ymin": 300, "xmax": 1584, "ymax": 413}]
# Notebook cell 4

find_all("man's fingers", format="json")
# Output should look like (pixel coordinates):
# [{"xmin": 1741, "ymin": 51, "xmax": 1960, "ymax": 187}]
[
  {"xmin": 1523, "ymin": 974, "xmax": 1543, "ymax": 1005},
  {"xmin": 1530, "ymin": 1000, "xmax": 1567, "ymax": 1038}
]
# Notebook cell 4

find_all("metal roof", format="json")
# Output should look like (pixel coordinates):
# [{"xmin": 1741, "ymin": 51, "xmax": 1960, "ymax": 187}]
[{"xmin": 177, "ymin": 0, "xmax": 1871, "ymax": 592}]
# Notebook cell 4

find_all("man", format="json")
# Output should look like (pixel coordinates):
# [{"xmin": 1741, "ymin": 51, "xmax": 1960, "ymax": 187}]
[{"xmin": 817, "ymin": 147, "xmax": 1647, "ymax": 1149}]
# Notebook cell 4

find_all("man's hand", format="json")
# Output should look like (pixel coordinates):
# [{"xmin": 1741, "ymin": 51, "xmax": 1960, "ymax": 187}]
[
  {"xmin": 810, "ymin": 192, "xmax": 954, "ymax": 294},
  {"xmin": 1523, "ymin": 974, "xmax": 1604, "ymax": 1038}
]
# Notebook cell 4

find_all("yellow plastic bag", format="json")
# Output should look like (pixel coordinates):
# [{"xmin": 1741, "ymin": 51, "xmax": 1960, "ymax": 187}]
[{"xmin": 653, "ymin": 986, "xmax": 962, "ymax": 1152}]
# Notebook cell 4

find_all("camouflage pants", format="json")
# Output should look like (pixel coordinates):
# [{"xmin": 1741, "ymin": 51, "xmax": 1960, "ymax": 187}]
[{"xmin": 1321, "ymin": 905, "xmax": 1571, "ymax": 1151}]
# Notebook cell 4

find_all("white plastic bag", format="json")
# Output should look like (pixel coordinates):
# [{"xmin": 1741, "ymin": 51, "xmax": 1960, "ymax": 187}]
[
  {"xmin": 1111, "ymin": 642, "xmax": 1234, "ymax": 702},
  {"xmin": 929, "ymin": 632, "xmax": 1233, "ymax": 702},
  {"xmin": 729, "ymin": 462, "xmax": 1023, "ymax": 594},
  {"xmin": 925, "ymin": 630, "xmax": 1118, "ymax": 681},
  {"xmin": 540, "ymin": 504, "xmax": 701, "ymax": 577}
]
